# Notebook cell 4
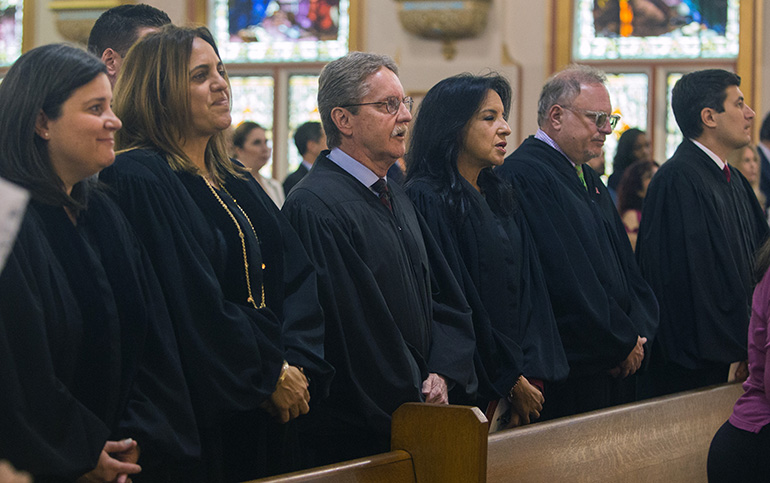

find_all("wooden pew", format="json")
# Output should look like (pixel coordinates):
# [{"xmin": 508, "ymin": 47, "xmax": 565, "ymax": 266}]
[
  {"xmin": 250, "ymin": 403, "xmax": 488, "ymax": 483},
  {"xmin": 251, "ymin": 382, "xmax": 741, "ymax": 482},
  {"xmin": 487, "ymin": 382, "xmax": 743, "ymax": 482}
]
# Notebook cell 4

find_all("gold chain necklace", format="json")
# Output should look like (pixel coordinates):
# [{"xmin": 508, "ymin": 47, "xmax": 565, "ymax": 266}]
[{"xmin": 202, "ymin": 176, "xmax": 266, "ymax": 309}]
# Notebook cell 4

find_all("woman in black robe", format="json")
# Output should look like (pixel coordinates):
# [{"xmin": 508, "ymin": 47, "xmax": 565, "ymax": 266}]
[
  {"xmin": 0, "ymin": 44, "xmax": 199, "ymax": 481},
  {"xmin": 404, "ymin": 73, "xmax": 569, "ymax": 427},
  {"xmin": 99, "ymin": 25, "xmax": 332, "ymax": 481}
]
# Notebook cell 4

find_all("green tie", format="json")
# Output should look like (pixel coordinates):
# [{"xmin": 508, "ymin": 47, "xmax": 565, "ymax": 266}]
[{"xmin": 576, "ymin": 165, "xmax": 587, "ymax": 190}]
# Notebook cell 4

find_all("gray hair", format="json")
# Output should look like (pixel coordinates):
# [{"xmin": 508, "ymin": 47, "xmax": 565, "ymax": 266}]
[
  {"xmin": 318, "ymin": 51, "xmax": 399, "ymax": 148},
  {"xmin": 537, "ymin": 64, "xmax": 607, "ymax": 126}
]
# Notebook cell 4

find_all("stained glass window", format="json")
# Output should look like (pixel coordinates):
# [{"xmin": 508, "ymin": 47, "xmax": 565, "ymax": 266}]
[
  {"xmin": 575, "ymin": 0, "xmax": 740, "ymax": 60},
  {"xmin": 213, "ymin": 0, "xmax": 350, "ymax": 63},
  {"xmin": 604, "ymin": 73, "xmax": 649, "ymax": 175},
  {"xmin": 229, "ymin": 75, "xmax": 275, "ymax": 176},
  {"xmin": 287, "ymin": 74, "xmax": 321, "ymax": 173},
  {"xmin": 666, "ymin": 72, "xmax": 684, "ymax": 160},
  {"xmin": 0, "ymin": 0, "xmax": 23, "ymax": 67}
]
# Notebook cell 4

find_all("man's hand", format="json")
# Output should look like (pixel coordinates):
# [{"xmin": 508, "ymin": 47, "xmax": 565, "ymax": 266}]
[
  {"xmin": 611, "ymin": 336, "xmax": 647, "ymax": 379},
  {"xmin": 509, "ymin": 376, "xmax": 544, "ymax": 425},
  {"xmin": 77, "ymin": 439, "xmax": 142, "ymax": 483},
  {"xmin": 422, "ymin": 373, "xmax": 449, "ymax": 404},
  {"xmin": 262, "ymin": 365, "xmax": 310, "ymax": 423}
]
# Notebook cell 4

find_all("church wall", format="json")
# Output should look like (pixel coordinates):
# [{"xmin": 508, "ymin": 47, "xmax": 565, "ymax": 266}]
[{"xmin": 28, "ymin": 0, "xmax": 770, "ymax": 144}]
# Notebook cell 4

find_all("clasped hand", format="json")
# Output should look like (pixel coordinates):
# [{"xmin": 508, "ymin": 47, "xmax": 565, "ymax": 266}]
[
  {"xmin": 422, "ymin": 373, "xmax": 449, "ymax": 404},
  {"xmin": 77, "ymin": 439, "xmax": 141, "ymax": 483},
  {"xmin": 261, "ymin": 365, "xmax": 310, "ymax": 423},
  {"xmin": 609, "ymin": 336, "xmax": 647, "ymax": 379},
  {"xmin": 508, "ymin": 376, "xmax": 544, "ymax": 427}
]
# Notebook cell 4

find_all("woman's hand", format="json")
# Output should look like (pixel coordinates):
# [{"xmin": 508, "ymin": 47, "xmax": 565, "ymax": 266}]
[
  {"xmin": 509, "ymin": 376, "xmax": 544, "ymax": 425},
  {"xmin": 77, "ymin": 439, "xmax": 141, "ymax": 483}
]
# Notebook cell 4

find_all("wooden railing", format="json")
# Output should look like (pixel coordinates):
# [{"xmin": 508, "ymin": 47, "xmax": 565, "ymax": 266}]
[
  {"xmin": 251, "ymin": 383, "xmax": 743, "ymax": 483},
  {"xmin": 251, "ymin": 403, "xmax": 488, "ymax": 483}
]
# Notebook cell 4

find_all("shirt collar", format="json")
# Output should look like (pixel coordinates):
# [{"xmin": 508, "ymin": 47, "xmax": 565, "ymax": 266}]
[
  {"xmin": 328, "ymin": 147, "xmax": 385, "ymax": 194},
  {"xmin": 535, "ymin": 129, "xmax": 576, "ymax": 167},
  {"xmin": 690, "ymin": 139, "xmax": 726, "ymax": 170},
  {"xmin": 301, "ymin": 160, "xmax": 313, "ymax": 171}
]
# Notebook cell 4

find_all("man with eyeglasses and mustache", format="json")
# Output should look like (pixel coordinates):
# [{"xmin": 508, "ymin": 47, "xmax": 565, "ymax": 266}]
[
  {"xmin": 282, "ymin": 52, "xmax": 476, "ymax": 467},
  {"xmin": 637, "ymin": 69, "xmax": 769, "ymax": 398},
  {"xmin": 496, "ymin": 65, "xmax": 659, "ymax": 419}
]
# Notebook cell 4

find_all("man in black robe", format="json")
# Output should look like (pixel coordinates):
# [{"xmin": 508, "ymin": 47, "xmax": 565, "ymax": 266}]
[
  {"xmin": 282, "ymin": 52, "xmax": 477, "ymax": 465},
  {"xmin": 284, "ymin": 121, "xmax": 326, "ymax": 195},
  {"xmin": 637, "ymin": 69, "xmax": 769, "ymax": 396},
  {"xmin": 496, "ymin": 65, "xmax": 659, "ymax": 419},
  {"xmin": 87, "ymin": 4, "xmax": 171, "ymax": 87}
]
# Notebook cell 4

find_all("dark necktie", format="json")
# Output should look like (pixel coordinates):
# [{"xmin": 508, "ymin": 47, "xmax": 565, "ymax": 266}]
[
  {"xmin": 723, "ymin": 164, "xmax": 731, "ymax": 183},
  {"xmin": 371, "ymin": 178, "xmax": 392, "ymax": 212}
]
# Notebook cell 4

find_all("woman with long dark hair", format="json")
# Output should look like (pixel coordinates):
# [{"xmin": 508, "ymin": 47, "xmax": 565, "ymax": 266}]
[
  {"xmin": 608, "ymin": 128, "xmax": 652, "ymax": 201},
  {"xmin": 0, "ymin": 44, "xmax": 198, "ymax": 481},
  {"xmin": 616, "ymin": 160, "xmax": 658, "ymax": 250},
  {"xmin": 405, "ymin": 73, "xmax": 569, "ymax": 426},
  {"xmin": 100, "ymin": 25, "xmax": 331, "ymax": 480}
]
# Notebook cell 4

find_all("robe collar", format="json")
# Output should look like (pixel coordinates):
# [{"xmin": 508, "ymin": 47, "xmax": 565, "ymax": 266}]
[
  {"xmin": 690, "ymin": 139, "xmax": 726, "ymax": 170},
  {"xmin": 535, "ymin": 129, "xmax": 576, "ymax": 167},
  {"xmin": 328, "ymin": 147, "xmax": 386, "ymax": 196}
]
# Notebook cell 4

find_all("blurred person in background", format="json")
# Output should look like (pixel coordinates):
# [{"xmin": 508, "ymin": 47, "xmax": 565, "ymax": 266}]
[
  {"xmin": 617, "ymin": 160, "xmax": 659, "ymax": 250},
  {"xmin": 728, "ymin": 144, "xmax": 766, "ymax": 210},
  {"xmin": 233, "ymin": 121, "xmax": 286, "ymax": 207},
  {"xmin": 608, "ymin": 128, "xmax": 652, "ymax": 203}
]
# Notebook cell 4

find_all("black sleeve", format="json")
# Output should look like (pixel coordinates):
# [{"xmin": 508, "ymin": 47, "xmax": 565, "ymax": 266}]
[{"xmin": 0, "ymin": 217, "xmax": 108, "ymax": 480}]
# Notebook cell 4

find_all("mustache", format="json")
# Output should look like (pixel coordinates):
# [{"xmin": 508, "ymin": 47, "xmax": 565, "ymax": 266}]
[{"xmin": 391, "ymin": 125, "xmax": 408, "ymax": 137}]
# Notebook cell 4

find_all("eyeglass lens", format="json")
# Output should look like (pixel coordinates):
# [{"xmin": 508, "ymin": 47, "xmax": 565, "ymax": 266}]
[
  {"xmin": 387, "ymin": 96, "xmax": 413, "ymax": 114},
  {"xmin": 593, "ymin": 112, "xmax": 619, "ymax": 129}
]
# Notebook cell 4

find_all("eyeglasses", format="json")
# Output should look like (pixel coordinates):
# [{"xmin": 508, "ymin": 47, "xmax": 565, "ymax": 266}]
[
  {"xmin": 562, "ymin": 106, "xmax": 621, "ymax": 130},
  {"xmin": 341, "ymin": 96, "xmax": 414, "ymax": 115}
]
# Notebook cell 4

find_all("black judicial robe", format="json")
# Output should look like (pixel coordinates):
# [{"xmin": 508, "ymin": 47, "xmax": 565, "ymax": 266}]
[
  {"xmin": 100, "ymin": 149, "xmax": 331, "ymax": 479},
  {"xmin": 496, "ymin": 137, "xmax": 659, "ymax": 378},
  {"xmin": 405, "ymin": 176, "xmax": 569, "ymax": 404},
  {"xmin": 282, "ymin": 155, "xmax": 477, "ymax": 444},
  {"xmin": 637, "ymin": 139, "xmax": 769, "ymax": 371},
  {"xmin": 0, "ymin": 191, "xmax": 198, "ymax": 480}
]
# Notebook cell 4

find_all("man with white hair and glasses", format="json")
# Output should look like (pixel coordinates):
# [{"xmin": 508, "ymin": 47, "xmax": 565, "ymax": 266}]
[{"xmin": 496, "ymin": 64, "xmax": 659, "ymax": 419}]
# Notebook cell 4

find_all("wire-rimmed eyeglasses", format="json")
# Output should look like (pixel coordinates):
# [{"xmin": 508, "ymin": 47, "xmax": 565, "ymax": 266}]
[
  {"xmin": 562, "ymin": 106, "xmax": 621, "ymax": 130},
  {"xmin": 341, "ymin": 96, "xmax": 414, "ymax": 115}
]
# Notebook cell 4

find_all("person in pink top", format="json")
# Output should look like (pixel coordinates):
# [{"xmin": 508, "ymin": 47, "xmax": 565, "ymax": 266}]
[{"xmin": 708, "ymin": 237, "xmax": 770, "ymax": 481}]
